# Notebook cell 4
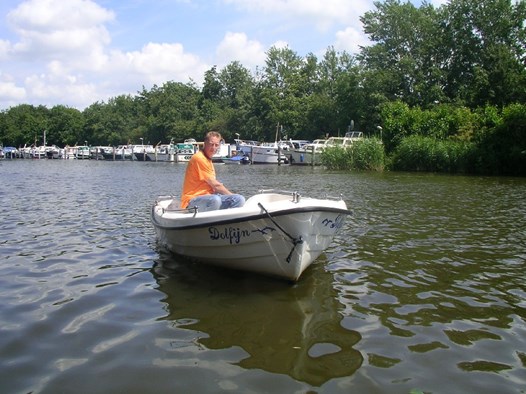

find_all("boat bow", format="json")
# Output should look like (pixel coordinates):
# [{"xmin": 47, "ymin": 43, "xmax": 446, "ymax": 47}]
[{"xmin": 151, "ymin": 190, "xmax": 350, "ymax": 281}]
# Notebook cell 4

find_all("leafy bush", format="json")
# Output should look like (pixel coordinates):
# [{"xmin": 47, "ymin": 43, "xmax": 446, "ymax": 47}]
[
  {"xmin": 390, "ymin": 135, "xmax": 472, "ymax": 173},
  {"xmin": 321, "ymin": 138, "xmax": 385, "ymax": 171},
  {"xmin": 469, "ymin": 103, "xmax": 526, "ymax": 175},
  {"xmin": 352, "ymin": 138, "xmax": 385, "ymax": 171}
]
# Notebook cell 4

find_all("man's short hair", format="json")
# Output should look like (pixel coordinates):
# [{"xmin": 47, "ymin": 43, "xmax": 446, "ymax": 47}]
[{"xmin": 205, "ymin": 131, "xmax": 221, "ymax": 142}]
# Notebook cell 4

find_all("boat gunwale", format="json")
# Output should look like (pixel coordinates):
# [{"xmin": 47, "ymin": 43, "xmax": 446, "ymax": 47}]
[{"xmin": 151, "ymin": 205, "xmax": 351, "ymax": 231}]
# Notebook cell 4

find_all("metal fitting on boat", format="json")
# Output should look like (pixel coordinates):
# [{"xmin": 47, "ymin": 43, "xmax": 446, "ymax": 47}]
[{"xmin": 292, "ymin": 192, "xmax": 301, "ymax": 203}]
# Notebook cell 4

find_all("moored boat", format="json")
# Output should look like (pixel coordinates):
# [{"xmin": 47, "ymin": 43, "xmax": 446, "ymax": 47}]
[
  {"xmin": 151, "ymin": 190, "xmax": 350, "ymax": 281},
  {"xmin": 1, "ymin": 146, "xmax": 19, "ymax": 159},
  {"xmin": 146, "ymin": 142, "xmax": 177, "ymax": 162},
  {"xmin": 222, "ymin": 152, "xmax": 251, "ymax": 164},
  {"xmin": 76, "ymin": 145, "xmax": 90, "ymax": 159},
  {"xmin": 90, "ymin": 146, "xmax": 112, "ymax": 160},
  {"xmin": 290, "ymin": 132, "xmax": 364, "ymax": 165},
  {"xmin": 101, "ymin": 145, "xmax": 133, "ymax": 160},
  {"xmin": 174, "ymin": 142, "xmax": 196, "ymax": 162},
  {"xmin": 290, "ymin": 139, "xmax": 328, "ymax": 165},
  {"xmin": 132, "ymin": 144, "xmax": 156, "ymax": 161},
  {"xmin": 250, "ymin": 140, "xmax": 295, "ymax": 164}
]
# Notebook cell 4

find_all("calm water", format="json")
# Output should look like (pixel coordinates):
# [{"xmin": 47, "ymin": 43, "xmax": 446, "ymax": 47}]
[{"xmin": 1, "ymin": 159, "xmax": 525, "ymax": 393}]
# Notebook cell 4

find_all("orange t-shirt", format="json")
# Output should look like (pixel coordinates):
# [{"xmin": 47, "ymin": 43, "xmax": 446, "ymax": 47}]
[{"xmin": 180, "ymin": 150, "xmax": 216, "ymax": 208}]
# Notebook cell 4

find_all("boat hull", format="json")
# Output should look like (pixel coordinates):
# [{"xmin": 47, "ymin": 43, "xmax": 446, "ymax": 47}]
[
  {"xmin": 251, "ymin": 145, "xmax": 290, "ymax": 164},
  {"xmin": 290, "ymin": 149, "xmax": 322, "ymax": 165},
  {"xmin": 151, "ymin": 192, "xmax": 349, "ymax": 281}
]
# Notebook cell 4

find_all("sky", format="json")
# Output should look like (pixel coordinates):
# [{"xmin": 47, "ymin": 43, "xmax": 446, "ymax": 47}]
[{"xmin": 0, "ymin": 0, "xmax": 447, "ymax": 111}]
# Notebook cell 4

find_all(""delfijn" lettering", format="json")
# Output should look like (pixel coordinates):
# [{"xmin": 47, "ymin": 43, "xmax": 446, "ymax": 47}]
[{"xmin": 208, "ymin": 226, "xmax": 252, "ymax": 244}]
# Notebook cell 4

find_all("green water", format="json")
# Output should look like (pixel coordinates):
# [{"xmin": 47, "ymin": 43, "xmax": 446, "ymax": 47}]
[{"xmin": 0, "ymin": 160, "xmax": 524, "ymax": 393}]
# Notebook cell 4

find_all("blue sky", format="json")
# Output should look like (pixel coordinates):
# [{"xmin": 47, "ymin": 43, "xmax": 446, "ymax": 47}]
[{"xmin": 0, "ymin": 0, "xmax": 447, "ymax": 110}]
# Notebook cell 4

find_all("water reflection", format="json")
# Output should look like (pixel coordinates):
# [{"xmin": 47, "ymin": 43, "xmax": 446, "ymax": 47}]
[{"xmin": 151, "ymin": 250, "xmax": 363, "ymax": 386}]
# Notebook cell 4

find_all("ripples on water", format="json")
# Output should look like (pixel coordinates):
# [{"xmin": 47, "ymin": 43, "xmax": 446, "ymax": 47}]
[{"xmin": 0, "ymin": 160, "xmax": 525, "ymax": 393}]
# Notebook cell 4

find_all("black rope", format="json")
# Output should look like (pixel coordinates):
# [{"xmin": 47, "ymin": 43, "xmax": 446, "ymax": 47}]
[{"xmin": 258, "ymin": 203, "xmax": 303, "ymax": 263}]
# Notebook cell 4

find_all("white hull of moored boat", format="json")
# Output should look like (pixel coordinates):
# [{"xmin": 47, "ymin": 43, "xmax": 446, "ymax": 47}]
[{"xmin": 151, "ymin": 191, "xmax": 350, "ymax": 281}]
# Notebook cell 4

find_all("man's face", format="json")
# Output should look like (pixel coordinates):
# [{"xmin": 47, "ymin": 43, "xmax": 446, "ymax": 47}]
[{"xmin": 203, "ymin": 136, "xmax": 221, "ymax": 159}]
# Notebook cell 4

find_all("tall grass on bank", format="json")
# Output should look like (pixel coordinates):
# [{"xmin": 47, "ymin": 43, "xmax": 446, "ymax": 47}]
[
  {"xmin": 390, "ymin": 135, "xmax": 472, "ymax": 173},
  {"xmin": 321, "ymin": 138, "xmax": 385, "ymax": 171}
]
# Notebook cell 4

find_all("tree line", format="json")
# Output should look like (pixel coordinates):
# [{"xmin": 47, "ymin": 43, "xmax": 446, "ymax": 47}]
[{"xmin": 1, "ymin": 0, "xmax": 525, "ymax": 175}]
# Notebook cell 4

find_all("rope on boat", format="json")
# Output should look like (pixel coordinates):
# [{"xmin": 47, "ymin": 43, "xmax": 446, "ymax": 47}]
[{"xmin": 258, "ymin": 202, "xmax": 303, "ymax": 263}]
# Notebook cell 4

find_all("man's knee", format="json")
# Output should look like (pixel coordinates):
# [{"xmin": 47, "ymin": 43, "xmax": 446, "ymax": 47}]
[
  {"xmin": 210, "ymin": 194, "xmax": 222, "ymax": 210},
  {"xmin": 233, "ymin": 195, "xmax": 245, "ymax": 207}
]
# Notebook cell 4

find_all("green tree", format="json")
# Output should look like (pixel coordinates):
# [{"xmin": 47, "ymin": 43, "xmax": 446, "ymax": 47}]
[
  {"xmin": 257, "ymin": 46, "xmax": 310, "ymax": 140},
  {"xmin": 360, "ymin": 0, "xmax": 446, "ymax": 108},
  {"xmin": 0, "ymin": 104, "xmax": 49, "ymax": 147},
  {"xmin": 83, "ymin": 95, "xmax": 139, "ymax": 146},
  {"xmin": 48, "ymin": 105, "xmax": 85, "ymax": 145},
  {"xmin": 360, "ymin": 0, "xmax": 526, "ymax": 108},
  {"xmin": 317, "ymin": 47, "xmax": 365, "ymax": 136},
  {"xmin": 138, "ymin": 81, "xmax": 201, "ymax": 143},
  {"xmin": 218, "ymin": 61, "xmax": 256, "ymax": 140},
  {"xmin": 442, "ymin": 0, "xmax": 526, "ymax": 106}
]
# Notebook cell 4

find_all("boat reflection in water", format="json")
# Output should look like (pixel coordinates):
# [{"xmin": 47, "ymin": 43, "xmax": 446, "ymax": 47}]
[{"xmin": 151, "ymin": 252, "xmax": 363, "ymax": 386}]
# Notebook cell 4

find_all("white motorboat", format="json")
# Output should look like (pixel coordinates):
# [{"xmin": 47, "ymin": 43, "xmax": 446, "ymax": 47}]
[
  {"xmin": 250, "ymin": 140, "xmax": 295, "ymax": 164},
  {"xmin": 151, "ymin": 190, "xmax": 350, "ymax": 281},
  {"xmin": 234, "ymin": 138, "xmax": 259, "ymax": 156},
  {"xmin": 90, "ymin": 146, "xmax": 113, "ymax": 160},
  {"xmin": 222, "ymin": 151, "xmax": 251, "ymax": 164},
  {"xmin": 146, "ymin": 142, "xmax": 177, "ymax": 162},
  {"xmin": 132, "ymin": 144, "xmax": 156, "ymax": 161},
  {"xmin": 174, "ymin": 142, "xmax": 196, "ymax": 162},
  {"xmin": 101, "ymin": 145, "xmax": 133, "ymax": 160},
  {"xmin": 76, "ymin": 145, "xmax": 91, "ymax": 159},
  {"xmin": 290, "ymin": 139, "xmax": 328, "ymax": 165},
  {"xmin": 290, "ymin": 132, "xmax": 364, "ymax": 165}
]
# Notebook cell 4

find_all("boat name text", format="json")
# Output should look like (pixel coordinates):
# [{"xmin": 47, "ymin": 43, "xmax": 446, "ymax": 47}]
[
  {"xmin": 208, "ymin": 226, "xmax": 276, "ymax": 244},
  {"xmin": 322, "ymin": 214, "xmax": 346, "ymax": 230}
]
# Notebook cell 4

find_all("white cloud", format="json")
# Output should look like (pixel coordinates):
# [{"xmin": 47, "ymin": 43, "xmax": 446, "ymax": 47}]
[
  {"xmin": 222, "ymin": 0, "xmax": 369, "ymax": 31},
  {"xmin": 24, "ymin": 73, "xmax": 95, "ymax": 103},
  {"xmin": 6, "ymin": 0, "xmax": 114, "ymax": 62},
  {"xmin": 0, "ymin": 0, "xmax": 210, "ymax": 108},
  {"xmin": 0, "ymin": 79, "xmax": 26, "ymax": 102},
  {"xmin": 429, "ymin": 0, "xmax": 449, "ymax": 6},
  {"xmin": 107, "ymin": 42, "xmax": 208, "ymax": 87},
  {"xmin": 216, "ymin": 32, "xmax": 266, "ymax": 69},
  {"xmin": 334, "ymin": 26, "xmax": 371, "ymax": 54},
  {"xmin": 0, "ymin": 0, "xmax": 449, "ymax": 110},
  {"xmin": 0, "ymin": 39, "xmax": 12, "ymax": 61}
]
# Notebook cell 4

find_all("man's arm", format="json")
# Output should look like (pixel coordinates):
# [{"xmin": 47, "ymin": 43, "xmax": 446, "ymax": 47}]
[{"xmin": 206, "ymin": 178, "xmax": 233, "ymax": 195}]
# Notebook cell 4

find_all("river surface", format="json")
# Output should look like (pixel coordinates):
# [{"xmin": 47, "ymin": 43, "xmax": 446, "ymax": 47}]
[{"xmin": 1, "ymin": 159, "xmax": 525, "ymax": 393}]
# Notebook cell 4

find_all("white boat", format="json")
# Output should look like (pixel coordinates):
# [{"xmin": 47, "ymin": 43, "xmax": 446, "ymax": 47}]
[
  {"xmin": 151, "ymin": 190, "xmax": 350, "ymax": 281},
  {"xmin": 42, "ymin": 145, "xmax": 61, "ymax": 159},
  {"xmin": 101, "ymin": 145, "xmax": 133, "ymax": 160},
  {"xmin": 1, "ymin": 146, "xmax": 19, "ymax": 159},
  {"xmin": 234, "ymin": 138, "xmax": 259, "ymax": 155},
  {"xmin": 132, "ymin": 144, "xmax": 156, "ymax": 161},
  {"xmin": 174, "ymin": 142, "xmax": 196, "ymax": 162},
  {"xmin": 63, "ymin": 146, "xmax": 78, "ymax": 159},
  {"xmin": 290, "ymin": 132, "xmax": 364, "ymax": 165},
  {"xmin": 250, "ymin": 140, "xmax": 296, "ymax": 164},
  {"xmin": 222, "ymin": 151, "xmax": 251, "ymax": 165},
  {"xmin": 146, "ymin": 142, "xmax": 177, "ymax": 162},
  {"xmin": 212, "ymin": 143, "xmax": 232, "ymax": 163},
  {"xmin": 290, "ymin": 139, "xmax": 328, "ymax": 165},
  {"xmin": 30, "ymin": 146, "xmax": 47, "ymax": 159},
  {"xmin": 76, "ymin": 145, "xmax": 90, "ymax": 159},
  {"xmin": 90, "ymin": 146, "xmax": 112, "ymax": 160},
  {"xmin": 326, "ymin": 131, "xmax": 364, "ymax": 147}
]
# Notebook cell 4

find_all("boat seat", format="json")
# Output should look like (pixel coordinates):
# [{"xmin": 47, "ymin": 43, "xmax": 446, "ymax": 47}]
[
  {"xmin": 166, "ymin": 200, "xmax": 180, "ymax": 210},
  {"xmin": 244, "ymin": 193, "xmax": 293, "ymax": 208}
]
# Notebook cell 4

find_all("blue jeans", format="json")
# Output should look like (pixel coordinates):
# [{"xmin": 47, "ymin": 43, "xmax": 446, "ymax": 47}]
[{"xmin": 188, "ymin": 194, "xmax": 245, "ymax": 212}]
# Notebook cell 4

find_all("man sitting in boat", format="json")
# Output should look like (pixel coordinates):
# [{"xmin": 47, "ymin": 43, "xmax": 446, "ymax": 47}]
[{"xmin": 181, "ymin": 131, "xmax": 245, "ymax": 212}]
